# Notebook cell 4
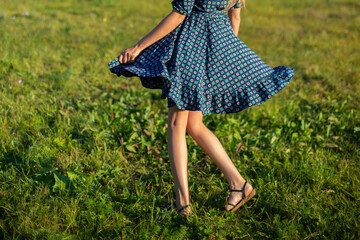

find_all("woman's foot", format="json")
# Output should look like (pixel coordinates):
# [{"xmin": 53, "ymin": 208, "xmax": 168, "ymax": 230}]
[
  {"xmin": 177, "ymin": 204, "xmax": 192, "ymax": 216},
  {"xmin": 225, "ymin": 181, "xmax": 255, "ymax": 212},
  {"xmin": 174, "ymin": 201, "xmax": 192, "ymax": 216}
]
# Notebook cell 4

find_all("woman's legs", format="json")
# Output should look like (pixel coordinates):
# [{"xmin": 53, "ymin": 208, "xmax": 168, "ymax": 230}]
[
  {"xmin": 167, "ymin": 104, "xmax": 253, "ymax": 213},
  {"xmin": 167, "ymin": 105, "xmax": 192, "ymax": 215},
  {"xmin": 186, "ymin": 111, "xmax": 253, "ymax": 211}
]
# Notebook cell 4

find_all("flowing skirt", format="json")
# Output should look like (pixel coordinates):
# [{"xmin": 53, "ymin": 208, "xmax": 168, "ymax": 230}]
[{"xmin": 108, "ymin": 10, "xmax": 294, "ymax": 116}]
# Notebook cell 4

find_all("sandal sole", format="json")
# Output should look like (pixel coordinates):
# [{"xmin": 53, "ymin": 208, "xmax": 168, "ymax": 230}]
[{"xmin": 229, "ymin": 189, "xmax": 256, "ymax": 213}]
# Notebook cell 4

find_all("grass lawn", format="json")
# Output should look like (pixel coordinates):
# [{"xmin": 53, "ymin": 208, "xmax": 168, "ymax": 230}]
[{"xmin": 0, "ymin": 0, "xmax": 359, "ymax": 239}]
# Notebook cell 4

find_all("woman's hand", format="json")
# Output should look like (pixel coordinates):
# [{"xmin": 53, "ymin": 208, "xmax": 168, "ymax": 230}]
[{"xmin": 118, "ymin": 45, "xmax": 143, "ymax": 64}]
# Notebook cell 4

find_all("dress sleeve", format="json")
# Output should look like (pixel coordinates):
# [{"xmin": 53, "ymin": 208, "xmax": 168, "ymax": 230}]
[
  {"xmin": 229, "ymin": 0, "xmax": 244, "ymax": 10},
  {"xmin": 171, "ymin": 0, "xmax": 195, "ymax": 16}
]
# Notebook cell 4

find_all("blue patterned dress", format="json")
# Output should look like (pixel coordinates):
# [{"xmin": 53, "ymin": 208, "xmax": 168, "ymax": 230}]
[{"xmin": 108, "ymin": 0, "xmax": 295, "ymax": 116}]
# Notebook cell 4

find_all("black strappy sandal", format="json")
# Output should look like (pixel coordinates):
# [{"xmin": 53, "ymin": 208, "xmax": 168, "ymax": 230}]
[
  {"xmin": 225, "ymin": 181, "xmax": 256, "ymax": 213},
  {"xmin": 167, "ymin": 201, "xmax": 192, "ymax": 216}
]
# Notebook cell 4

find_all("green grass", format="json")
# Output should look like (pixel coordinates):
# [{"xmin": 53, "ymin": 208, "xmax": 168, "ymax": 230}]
[{"xmin": 1, "ymin": 0, "xmax": 359, "ymax": 239}]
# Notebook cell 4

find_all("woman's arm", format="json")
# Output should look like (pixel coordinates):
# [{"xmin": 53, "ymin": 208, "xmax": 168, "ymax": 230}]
[
  {"xmin": 227, "ymin": 8, "xmax": 241, "ymax": 37},
  {"xmin": 118, "ymin": 9, "xmax": 186, "ymax": 64}
]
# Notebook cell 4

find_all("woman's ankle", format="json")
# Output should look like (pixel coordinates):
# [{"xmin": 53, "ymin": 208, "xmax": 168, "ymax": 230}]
[{"xmin": 228, "ymin": 177, "xmax": 246, "ymax": 190}]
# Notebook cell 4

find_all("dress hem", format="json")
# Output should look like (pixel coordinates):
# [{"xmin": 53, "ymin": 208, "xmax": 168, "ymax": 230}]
[{"xmin": 110, "ymin": 63, "xmax": 294, "ymax": 116}]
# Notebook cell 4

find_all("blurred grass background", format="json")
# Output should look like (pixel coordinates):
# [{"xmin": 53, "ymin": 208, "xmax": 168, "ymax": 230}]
[{"xmin": 0, "ymin": 0, "xmax": 359, "ymax": 239}]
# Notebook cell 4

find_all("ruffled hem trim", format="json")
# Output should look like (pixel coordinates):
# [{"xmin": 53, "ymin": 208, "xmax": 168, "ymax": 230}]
[
  {"xmin": 107, "ymin": 14, "xmax": 295, "ymax": 116},
  {"xmin": 165, "ymin": 66, "xmax": 294, "ymax": 116},
  {"xmin": 109, "ymin": 60, "xmax": 294, "ymax": 116}
]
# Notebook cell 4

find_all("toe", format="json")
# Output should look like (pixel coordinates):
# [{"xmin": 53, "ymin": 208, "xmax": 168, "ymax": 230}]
[
  {"xmin": 180, "ymin": 209, "xmax": 192, "ymax": 216},
  {"xmin": 225, "ymin": 204, "xmax": 234, "ymax": 211},
  {"xmin": 178, "ymin": 206, "xmax": 192, "ymax": 216},
  {"xmin": 226, "ymin": 192, "xmax": 242, "ymax": 208}
]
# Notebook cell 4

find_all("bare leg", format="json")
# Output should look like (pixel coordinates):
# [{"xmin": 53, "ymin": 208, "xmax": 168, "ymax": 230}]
[
  {"xmin": 167, "ymin": 105, "xmax": 192, "ymax": 215},
  {"xmin": 186, "ymin": 111, "xmax": 253, "ymax": 211}
]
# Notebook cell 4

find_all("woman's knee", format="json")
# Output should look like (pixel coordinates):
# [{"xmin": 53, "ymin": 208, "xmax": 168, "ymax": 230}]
[
  {"xmin": 168, "ymin": 106, "xmax": 189, "ymax": 130},
  {"xmin": 186, "ymin": 111, "xmax": 204, "ymax": 137}
]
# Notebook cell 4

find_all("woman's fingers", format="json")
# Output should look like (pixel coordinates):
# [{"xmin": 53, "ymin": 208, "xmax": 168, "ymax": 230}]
[
  {"xmin": 119, "ymin": 52, "xmax": 128, "ymax": 64},
  {"xmin": 126, "ymin": 52, "xmax": 131, "ymax": 63},
  {"xmin": 128, "ymin": 53, "xmax": 136, "ymax": 63},
  {"xmin": 118, "ymin": 45, "xmax": 141, "ymax": 64},
  {"xmin": 129, "ymin": 54, "xmax": 135, "ymax": 63},
  {"xmin": 118, "ymin": 52, "xmax": 124, "ymax": 64}
]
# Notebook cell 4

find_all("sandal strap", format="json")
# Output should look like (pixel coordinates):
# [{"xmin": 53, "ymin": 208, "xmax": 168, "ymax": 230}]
[
  {"xmin": 241, "ymin": 181, "xmax": 247, "ymax": 199},
  {"xmin": 172, "ymin": 201, "xmax": 191, "ymax": 212},
  {"xmin": 177, "ymin": 204, "xmax": 191, "ymax": 213},
  {"xmin": 229, "ymin": 181, "xmax": 248, "ymax": 198},
  {"xmin": 230, "ymin": 189, "xmax": 243, "ymax": 192},
  {"xmin": 230, "ymin": 181, "xmax": 247, "ymax": 191}
]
